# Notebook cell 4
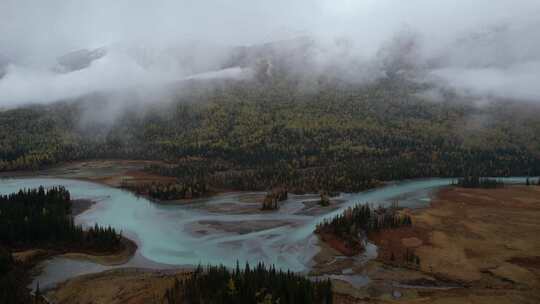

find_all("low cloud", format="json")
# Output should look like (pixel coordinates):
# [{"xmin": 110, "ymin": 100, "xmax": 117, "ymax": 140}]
[{"xmin": 1, "ymin": 0, "xmax": 539, "ymax": 107}]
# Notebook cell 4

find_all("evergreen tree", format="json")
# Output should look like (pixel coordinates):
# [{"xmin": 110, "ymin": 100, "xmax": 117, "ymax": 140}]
[
  {"xmin": 164, "ymin": 263, "xmax": 332, "ymax": 304},
  {"xmin": 0, "ymin": 186, "xmax": 121, "ymax": 252}
]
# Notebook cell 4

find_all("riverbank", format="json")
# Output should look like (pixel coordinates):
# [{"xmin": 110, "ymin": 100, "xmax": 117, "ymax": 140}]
[
  {"xmin": 4, "ymin": 171, "xmax": 537, "ymax": 303},
  {"xmin": 8, "ymin": 193, "xmax": 138, "ymax": 268},
  {"xmin": 14, "ymin": 236, "xmax": 137, "ymax": 268},
  {"xmin": 57, "ymin": 237, "xmax": 138, "ymax": 266},
  {"xmin": 314, "ymin": 185, "xmax": 540, "ymax": 303},
  {"xmin": 26, "ymin": 183, "xmax": 540, "ymax": 303},
  {"xmin": 8, "ymin": 236, "xmax": 137, "ymax": 303},
  {"xmin": 0, "ymin": 160, "xmax": 382, "ymax": 206},
  {"xmin": 10, "ymin": 196, "xmax": 110, "ymax": 266},
  {"xmin": 0, "ymin": 160, "xmax": 244, "ymax": 205}
]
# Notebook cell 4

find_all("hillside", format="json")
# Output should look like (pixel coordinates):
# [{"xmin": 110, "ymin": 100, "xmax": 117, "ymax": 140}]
[{"xmin": 2, "ymin": 72, "xmax": 539, "ymax": 193}]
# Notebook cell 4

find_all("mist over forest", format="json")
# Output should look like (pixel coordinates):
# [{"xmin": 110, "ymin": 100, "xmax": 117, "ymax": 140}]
[
  {"xmin": 1, "ymin": 0, "xmax": 540, "ymax": 109},
  {"xmin": 1, "ymin": 0, "xmax": 540, "ymax": 180}
]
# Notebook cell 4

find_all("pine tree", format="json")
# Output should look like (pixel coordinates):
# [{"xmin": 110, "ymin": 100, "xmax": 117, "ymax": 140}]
[
  {"xmin": 34, "ymin": 282, "xmax": 40, "ymax": 304},
  {"xmin": 163, "ymin": 263, "xmax": 332, "ymax": 304},
  {"xmin": 0, "ymin": 186, "xmax": 121, "ymax": 252}
]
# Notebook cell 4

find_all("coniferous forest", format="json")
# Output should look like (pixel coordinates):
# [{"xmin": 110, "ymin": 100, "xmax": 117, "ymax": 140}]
[
  {"xmin": 164, "ymin": 263, "xmax": 332, "ymax": 304},
  {"xmin": 1, "ymin": 75, "xmax": 540, "ymax": 194},
  {"xmin": 3, "ymin": 2, "xmax": 540, "ymax": 304},
  {"xmin": 0, "ymin": 186, "xmax": 122, "ymax": 251},
  {"xmin": 315, "ymin": 203, "xmax": 412, "ymax": 252},
  {"xmin": 0, "ymin": 186, "xmax": 123, "ymax": 303},
  {"xmin": 122, "ymin": 181, "xmax": 209, "ymax": 200}
]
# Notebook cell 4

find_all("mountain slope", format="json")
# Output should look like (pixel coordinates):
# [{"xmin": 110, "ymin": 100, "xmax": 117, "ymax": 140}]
[{"xmin": 1, "ymin": 73, "xmax": 539, "ymax": 192}]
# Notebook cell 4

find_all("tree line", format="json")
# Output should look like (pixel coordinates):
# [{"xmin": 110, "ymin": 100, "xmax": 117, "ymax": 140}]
[
  {"xmin": 1, "ymin": 71, "xmax": 540, "ymax": 194},
  {"xmin": 0, "ymin": 186, "xmax": 122, "ymax": 252},
  {"xmin": 146, "ymin": 161, "xmax": 380, "ymax": 195},
  {"xmin": 164, "ymin": 262, "xmax": 332, "ymax": 304},
  {"xmin": 315, "ymin": 203, "xmax": 412, "ymax": 251},
  {"xmin": 122, "ymin": 181, "xmax": 209, "ymax": 201},
  {"xmin": 453, "ymin": 176, "xmax": 504, "ymax": 188},
  {"xmin": 0, "ymin": 186, "xmax": 124, "ymax": 303}
]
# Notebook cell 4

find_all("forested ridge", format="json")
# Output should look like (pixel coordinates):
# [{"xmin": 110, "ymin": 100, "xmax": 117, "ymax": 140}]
[{"xmin": 1, "ymin": 74, "xmax": 540, "ymax": 192}]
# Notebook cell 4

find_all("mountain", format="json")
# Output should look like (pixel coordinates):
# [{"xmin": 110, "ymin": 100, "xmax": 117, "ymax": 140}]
[
  {"xmin": 56, "ymin": 47, "xmax": 107, "ymax": 72},
  {"xmin": 1, "ymin": 37, "xmax": 539, "ymax": 190},
  {"xmin": 1, "ymin": 70, "xmax": 539, "ymax": 190}
]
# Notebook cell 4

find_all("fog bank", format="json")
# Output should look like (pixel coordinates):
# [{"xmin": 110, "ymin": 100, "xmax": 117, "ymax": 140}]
[{"xmin": 1, "ymin": 0, "xmax": 539, "ymax": 106}]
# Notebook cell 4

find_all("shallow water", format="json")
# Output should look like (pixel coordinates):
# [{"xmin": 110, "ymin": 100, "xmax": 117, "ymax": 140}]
[{"xmin": 0, "ymin": 176, "xmax": 531, "ymax": 289}]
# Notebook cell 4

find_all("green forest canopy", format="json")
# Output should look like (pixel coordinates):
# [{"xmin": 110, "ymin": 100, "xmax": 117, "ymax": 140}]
[{"xmin": 1, "ymin": 76, "xmax": 539, "ymax": 192}]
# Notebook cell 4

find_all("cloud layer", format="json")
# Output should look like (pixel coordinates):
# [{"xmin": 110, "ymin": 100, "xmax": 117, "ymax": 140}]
[{"xmin": 1, "ymin": 0, "xmax": 540, "ymax": 106}]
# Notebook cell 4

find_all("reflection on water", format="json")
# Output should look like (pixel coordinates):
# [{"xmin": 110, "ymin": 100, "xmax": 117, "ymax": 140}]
[{"xmin": 0, "ymin": 176, "xmax": 531, "ymax": 290}]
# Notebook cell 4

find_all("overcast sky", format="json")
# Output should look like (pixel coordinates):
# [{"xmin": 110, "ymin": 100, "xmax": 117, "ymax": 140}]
[{"xmin": 1, "ymin": 0, "xmax": 540, "ymax": 106}]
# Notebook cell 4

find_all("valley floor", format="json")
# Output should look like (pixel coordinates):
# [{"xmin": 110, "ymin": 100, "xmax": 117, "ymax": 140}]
[{"xmin": 41, "ymin": 185, "xmax": 540, "ymax": 303}]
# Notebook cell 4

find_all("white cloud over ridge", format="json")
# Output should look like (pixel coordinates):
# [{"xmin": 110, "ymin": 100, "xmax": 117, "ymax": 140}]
[{"xmin": 1, "ymin": 0, "xmax": 539, "ymax": 106}]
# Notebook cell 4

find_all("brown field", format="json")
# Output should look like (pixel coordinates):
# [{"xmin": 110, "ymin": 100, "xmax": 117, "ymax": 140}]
[
  {"xmin": 46, "ymin": 268, "xmax": 190, "ymax": 304},
  {"xmin": 354, "ymin": 185, "xmax": 540, "ymax": 303}
]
